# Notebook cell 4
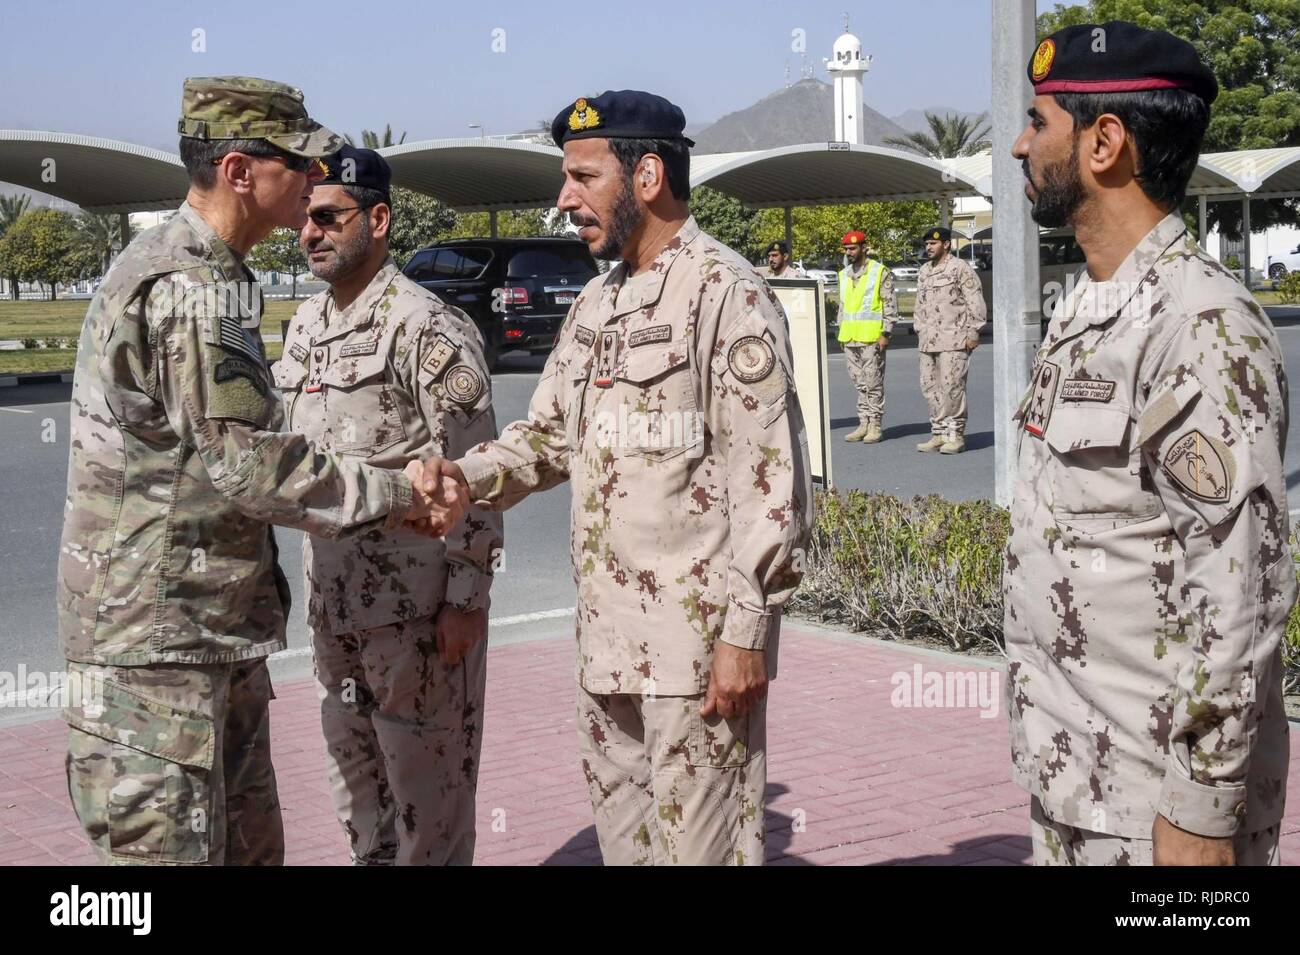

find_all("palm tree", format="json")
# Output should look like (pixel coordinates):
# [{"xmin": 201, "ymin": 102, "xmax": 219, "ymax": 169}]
[
  {"xmin": 0, "ymin": 194, "xmax": 32, "ymax": 299},
  {"xmin": 883, "ymin": 112, "xmax": 991, "ymax": 159},
  {"xmin": 344, "ymin": 125, "xmax": 407, "ymax": 149},
  {"xmin": 77, "ymin": 212, "xmax": 121, "ymax": 277}
]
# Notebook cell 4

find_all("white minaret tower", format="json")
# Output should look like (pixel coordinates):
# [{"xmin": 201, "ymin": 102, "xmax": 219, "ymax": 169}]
[{"xmin": 825, "ymin": 17, "xmax": 872, "ymax": 144}]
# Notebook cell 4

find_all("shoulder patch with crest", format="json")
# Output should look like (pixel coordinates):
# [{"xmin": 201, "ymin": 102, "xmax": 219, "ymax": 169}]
[
  {"xmin": 1162, "ymin": 429, "xmax": 1232, "ymax": 503},
  {"xmin": 443, "ymin": 364, "xmax": 484, "ymax": 406},
  {"xmin": 727, "ymin": 335, "xmax": 776, "ymax": 383}
]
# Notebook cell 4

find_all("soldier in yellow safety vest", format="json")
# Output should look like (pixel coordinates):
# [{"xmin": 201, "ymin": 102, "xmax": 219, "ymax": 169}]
[{"xmin": 838, "ymin": 231, "xmax": 898, "ymax": 443}]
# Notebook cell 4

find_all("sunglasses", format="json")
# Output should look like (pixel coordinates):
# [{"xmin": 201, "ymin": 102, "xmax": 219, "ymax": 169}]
[
  {"xmin": 211, "ymin": 151, "xmax": 315, "ymax": 174},
  {"xmin": 305, "ymin": 203, "xmax": 378, "ymax": 228}
]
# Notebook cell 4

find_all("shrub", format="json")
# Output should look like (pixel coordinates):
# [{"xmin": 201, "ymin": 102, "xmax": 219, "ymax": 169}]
[
  {"xmin": 43, "ymin": 336, "xmax": 65, "ymax": 349},
  {"xmin": 1275, "ymin": 270, "xmax": 1300, "ymax": 304},
  {"xmin": 20, "ymin": 337, "xmax": 38, "ymax": 350},
  {"xmin": 792, "ymin": 488, "xmax": 1300, "ymax": 692}
]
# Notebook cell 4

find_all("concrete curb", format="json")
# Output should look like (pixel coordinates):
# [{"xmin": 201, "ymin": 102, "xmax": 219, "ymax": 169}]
[{"xmin": 0, "ymin": 371, "xmax": 73, "ymax": 387}]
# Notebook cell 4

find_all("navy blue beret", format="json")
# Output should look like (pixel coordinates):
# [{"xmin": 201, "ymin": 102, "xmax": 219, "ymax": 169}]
[
  {"xmin": 551, "ymin": 90, "xmax": 695, "ymax": 147},
  {"xmin": 318, "ymin": 144, "xmax": 392, "ymax": 199}
]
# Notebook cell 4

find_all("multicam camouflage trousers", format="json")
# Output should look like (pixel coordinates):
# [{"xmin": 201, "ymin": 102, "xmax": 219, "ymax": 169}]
[
  {"xmin": 313, "ymin": 614, "xmax": 487, "ymax": 866},
  {"xmin": 64, "ymin": 659, "xmax": 284, "ymax": 865},
  {"xmin": 918, "ymin": 349, "xmax": 970, "ymax": 438},
  {"xmin": 843, "ymin": 342, "xmax": 886, "ymax": 425},
  {"xmin": 577, "ymin": 686, "xmax": 766, "ymax": 866},
  {"xmin": 1029, "ymin": 797, "xmax": 1281, "ymax": 866}
]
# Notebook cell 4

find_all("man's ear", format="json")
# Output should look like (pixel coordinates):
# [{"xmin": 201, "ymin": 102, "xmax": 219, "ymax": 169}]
[
  {"xmin": 1088, "ymin": 113, "xmax": 1131, "ymax": 177},
  {"xmin": 370, "ymin": 202, "xmax": 392, "ymax": 241},
  {"xmin": 216, "ymin": 152, "xmax": 256, "ymax": 195},
  {"xmin": 634, "ymin": 154, "xmax": 666, "ymax": 202}
]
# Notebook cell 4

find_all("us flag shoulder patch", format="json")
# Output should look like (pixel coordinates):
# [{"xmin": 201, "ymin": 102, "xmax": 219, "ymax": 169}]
[{"xmin": 217, "ymin": 314, "xmax": 262, "ymax": 364}]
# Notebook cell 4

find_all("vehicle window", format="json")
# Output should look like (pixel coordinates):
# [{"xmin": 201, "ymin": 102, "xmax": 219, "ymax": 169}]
[
  {"xmin": 1040, "ymin": 241, "xmax": 1062, "ymax": 266},
  {"xmin": 434, "ymin": 247, "xmax": 493, "ymax": 280},
  {"xmin": 403, "ymin": 250, "xmax": 438, "ymax": 282},
  {"xmin": 1061, "ymin": 237, "xmax": 1084, "ymax": 264},
  {"xmin": 508, "ymin": 246, "xmax": 594, "ymax": 277}
]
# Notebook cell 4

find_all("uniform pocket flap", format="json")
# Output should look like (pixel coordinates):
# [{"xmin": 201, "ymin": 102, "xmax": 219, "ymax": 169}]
[
  {"xmin": 618, "ymin": 339, "xmax": 690, "ymax": 385},
  {"xmin": 1045, "ymin": 404, "xmax": 1131, "ymax": 453},
  {"xmin": 320, "ymin": 351, "xmax": 389, "ymax": 389},
  {"xmin": 64, "ymin": 679, "xmax": 214, "ymax": 770}
]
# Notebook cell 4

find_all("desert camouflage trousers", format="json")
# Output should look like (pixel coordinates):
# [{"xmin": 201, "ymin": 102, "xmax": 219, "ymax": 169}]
[
  {"xmin": 313, "ymin": 614, "xmax": 487, "ymax": 865},
  {"xmin": 1030, "ymin": 797, "xmax": 1281, "ymax": 866},
  {"xmin": 843, "ymin": 342, "xmax": 886, "ymax": 425},
  {"xmin": 577, "ymin": 685, "xmax": 767, "ymax": 866},
  {"xmin": 918, "ymin": 349, "xmax": 970, "ymax": 438},
  {"xmin": 64, "ymin": 659, "xmax": 284, "ymax": 865}
]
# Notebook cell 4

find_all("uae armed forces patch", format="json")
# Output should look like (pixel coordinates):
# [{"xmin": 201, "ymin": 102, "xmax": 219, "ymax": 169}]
[
  {"xmin": 727, "ymin": 335, "xmax": 775, "ymax": 383},
  {"xmin": 1162, "ymin": 429, "xmax": 1232, "ymax": 503},
  {"xmin": 444, "ymin": 364, "xmax": 484, "ymax": 406}
]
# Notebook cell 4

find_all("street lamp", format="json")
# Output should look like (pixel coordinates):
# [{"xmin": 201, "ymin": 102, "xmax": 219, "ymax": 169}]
[{"xmin": 468, "ymin": 123, "xmax": 486, "ymax": 141}]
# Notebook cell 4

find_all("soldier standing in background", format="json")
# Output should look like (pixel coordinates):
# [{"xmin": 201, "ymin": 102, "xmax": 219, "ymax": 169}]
[
  {"xmin": 57, "ymin": 78, "xmax": 458, "ymax": 866},
  {"xmin": 913, "ymin": 226, "xmax": 986, "ymax": 454},
  {"xmin": 1006, "ymin": 22, "xmax": 1293, "ymax": 865},
  {"xmin": 279, "ymin": 145, "xmax": 502, "ymax": 865},
  {"xmin": 838, "ymin": 231, "xmax": 897, "ymax": 444},
  {"xmin": 426, "ymin": 89, "xmax": 812, "ymax": 865},
  {"xmin": 756, "ymin": 240, "xmax": 808, "ymax": 279}
]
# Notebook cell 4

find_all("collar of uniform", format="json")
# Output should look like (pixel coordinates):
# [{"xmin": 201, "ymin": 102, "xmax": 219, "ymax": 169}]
[
  {"xmin": 176, "ymin": 202, "xmax": 250, "ymax": 283},
  {"xmin": 1073, "ymin": 213, "xmax": 1186, "ymax": 329},
  {"xmin": 312, "ymin": 257, "xmax": 400, "ymax": 346},
  {"xmin": 604, "ymin": 216, "xmax": 702, "ymax": 320}
]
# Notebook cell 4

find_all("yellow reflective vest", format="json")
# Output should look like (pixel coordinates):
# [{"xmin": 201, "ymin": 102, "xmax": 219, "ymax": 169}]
[{"xmin": 838, "ymin": 260, "xmax": 887, "ymax": 343}]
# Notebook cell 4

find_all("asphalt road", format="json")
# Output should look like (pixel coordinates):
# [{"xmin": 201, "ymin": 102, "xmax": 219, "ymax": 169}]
[{"xmin": 5, "ymin": 310, "xmax": 1300, "ymax": 695}]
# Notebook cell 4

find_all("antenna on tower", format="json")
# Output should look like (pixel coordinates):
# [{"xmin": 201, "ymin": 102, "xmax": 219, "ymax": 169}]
[
  {"xmin": 843, "ymin": 12, "xmax": 850, "ymax": 33},
  {"xmin": 784, "ymin": 60, "xmax": 791, "ymax": 88}
]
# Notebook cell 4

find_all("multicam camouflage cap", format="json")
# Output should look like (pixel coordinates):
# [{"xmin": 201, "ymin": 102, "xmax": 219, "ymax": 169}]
[{"xmin": 179, "ymin": 76, "xmax": 342, "ymax": 158}]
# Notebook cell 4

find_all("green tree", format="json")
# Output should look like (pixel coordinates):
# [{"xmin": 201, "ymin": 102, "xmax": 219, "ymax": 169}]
[
  {"xmin": 1038, "ymin": 1, "xmax": 1300, "ymax": 237},
  {"xmin": 345, "ymin": 125, "xmax": 407, "ymax": 149},
  {"xmin": 753, "ymin": 201, "xmax": 939, "ymax": 267},
  {"xmin": 454, "ymin": 208, "xmax": 564, "ymax": 239},
  {"xmin": 0, "ymin": 193, "xmax": 32, "ymax": 299},
  {"xmin": 690, "ymin": 186, "xmax": 766, "ymax": 261},
  {"xmin": 386, "ymin": 187, "xmax": 458, "ymax": 266},
  {"xmin": 247, "ymin": 228, "xmax": 309, "ymax": 299},
  {"xmin": 0, "ymin": 208, "xmax": 97, "ymax": 300},
  {"xmin": 883, "ymin": 112, "xmax": 992, "ymax": 158},
  {"xmin": 76, "ymin": 212, "xmax": 122, "ymax": 277}
]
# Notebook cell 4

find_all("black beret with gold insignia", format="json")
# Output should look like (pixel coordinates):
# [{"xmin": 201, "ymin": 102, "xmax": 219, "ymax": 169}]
[
  {"xmin": 923, "ymin": 227, "xmax": 952, "ymax": 242},
  {"xmin": 551, "ymin": 90, "xmax": 695, "ymax": 148},
  {"xmin": 1027, "ymin": 21, "xmax": 1217, "ymax": 105},
  {"xmin": 318, "ymin": 144, "xmax": 391, "ymax": 202}
]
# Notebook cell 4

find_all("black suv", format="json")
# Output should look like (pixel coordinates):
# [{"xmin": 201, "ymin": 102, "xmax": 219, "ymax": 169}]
[{"xmin": 402, "ymin": 237, "xmax": 599, "ymax": 370}]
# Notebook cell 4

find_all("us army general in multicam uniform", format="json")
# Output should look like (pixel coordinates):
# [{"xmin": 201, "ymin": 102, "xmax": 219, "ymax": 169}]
[
  {"xmin": 913, "ymin": 227, "xmax": 986, "ymax": 454},
  {"xmin": 447, "ymin": 90, "xmax": 812, "ymax": 865},
  {"xmin": 277, "ymin": 145, "xmax": 502, "ymax": 865},
  {"xmin": 1006, "ymin": 23, "xmax": 1293, "ymax": 865},
  {"xmin": 57, "ymin": 78, "xmax": 444, "ymax": 866}
]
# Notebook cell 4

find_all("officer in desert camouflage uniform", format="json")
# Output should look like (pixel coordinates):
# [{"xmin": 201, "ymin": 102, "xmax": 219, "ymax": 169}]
[
  {"xmin": 277, "ymin": 145, "xmax": 502, "ymax": 865},
  {"xmin": 913, "ymin": 226, "xmax": 986, "ymax": 454},
  {"xmin": 57, "ymin": 78, "xmax": 457, "ymax": 866},
  {"xmin": 755, "ymin": 241, "xmax": 808, "ymax": 279},
  {"xmin": 1006, "ymin": 23, "xmax": 1293, "ymax": 866},
  {"xmin": 429, "ymin": 90, "xmax": 812, "ymax": 865}
]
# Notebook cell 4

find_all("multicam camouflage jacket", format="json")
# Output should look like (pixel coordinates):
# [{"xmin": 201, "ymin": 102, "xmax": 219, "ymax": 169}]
[
  {"xmin": 58, "ymin": 204, "xmax": 414, "ymax": 666},
  {"xmin": 277, "ymin": 258, "xmax": 502, "ymax": 632},
  {"xmin": 914, "ymin": 253, "xmax": 987, "ymax": 352},
  {"xmin": 1004, "ymin": 213, "xmax": 1294, "ymax": 838},
  {"xmin": 457, "ymin": 217, "xmax": 813, "ymax": 696}
]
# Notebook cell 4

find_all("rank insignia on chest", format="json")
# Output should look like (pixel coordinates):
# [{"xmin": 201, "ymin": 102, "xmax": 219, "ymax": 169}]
[
  {"xmin": 305, "ymin": 345, "xmax": 328, "ymax": 393},
  {"xmin": 594, "ymin": 330, "xmax": 619, "ymax": 388},
  {"xmin": 422, "ymin": 333, "xmax": 458, "ymax": 379},
  {"xmin": 1024, "ymin": 360, "xmax": 1060, "ymax": 439}
]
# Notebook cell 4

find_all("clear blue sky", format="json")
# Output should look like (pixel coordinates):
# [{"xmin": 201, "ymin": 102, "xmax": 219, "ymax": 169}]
[{"xmin": 0, "ymin": 0, "xmax": 1053, "ymax": 150}]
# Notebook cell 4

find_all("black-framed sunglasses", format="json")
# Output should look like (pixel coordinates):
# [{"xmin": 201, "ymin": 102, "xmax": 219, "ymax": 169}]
[
  {"xmin": 211, "ymin": 151, "xmax": 316, "ymax": 174},
  {"xmin": 305, "ymin": 203, "xmax": 377, "ymax": 228}
]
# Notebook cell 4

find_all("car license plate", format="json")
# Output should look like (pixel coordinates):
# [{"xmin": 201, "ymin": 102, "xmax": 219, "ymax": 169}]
[{"xmin": 555, "ymin": 292, "xmax": 575, "ymax": 305}]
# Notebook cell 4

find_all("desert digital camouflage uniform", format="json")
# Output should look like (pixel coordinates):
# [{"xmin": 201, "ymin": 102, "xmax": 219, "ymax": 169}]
[
  {"xmin": 276, "ymin": 258, "xmax": 501, "ymax": 865},
  {"xmin": 913, "ymin": 252, "xmax": 986, "ymax": 440},
  {"xmin": 841, "ymin": 259, "xmax": 899, "ymax": 428},
  {"xmin": 58, "ymin": 192, "xmax": 418, "ymax": 863},
  {"xmin": 756, "ymin": 262, "xmax": 809, "ymax": 279},
  {"xmin": 455, "ymin": 217, "xmax": 812, "ymax": 865},
  {"xmin": 1004, "ymin": 213, "xmax": 1293, "ymax": 864}
]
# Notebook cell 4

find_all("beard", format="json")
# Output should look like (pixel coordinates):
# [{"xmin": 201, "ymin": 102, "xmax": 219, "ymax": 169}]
[
  {"xmin": 305, "ymin": 225, "xmax": 372, "ymax": 283},
  {"xmin": 1024, "ymin": 149, "xmax": 1085, "ymax": 228},
  {"xmin": 580, "ymin": 179, "xmax": 644, "ymax": 261}
]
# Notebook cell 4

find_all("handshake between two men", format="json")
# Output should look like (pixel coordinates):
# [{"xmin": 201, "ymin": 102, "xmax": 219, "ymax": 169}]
[{"xmin": 401, "ymin": 456, "xmax": 469, "ymax": 537}]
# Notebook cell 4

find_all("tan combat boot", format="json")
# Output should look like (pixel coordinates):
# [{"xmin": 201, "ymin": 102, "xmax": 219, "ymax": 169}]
[
  {"xmin": 862, "ymin": 421, "xmax": 883, "ymax": 443},
  {"xmin": 845, "ymin": 423, "xmax": 869, "ymax": 442},
  {"xmin": 916, "ymin": 434, "xmax": 944, "ymax": 452},
  {"xmin": 940, "ymin": 433, "xmax": 965, "ymax": 454}
]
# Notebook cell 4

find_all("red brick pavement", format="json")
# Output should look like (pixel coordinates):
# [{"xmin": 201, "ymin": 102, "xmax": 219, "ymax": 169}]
[{"xmin": 2, "ymin": 626, "xmax": 1297, "ymax": 866}]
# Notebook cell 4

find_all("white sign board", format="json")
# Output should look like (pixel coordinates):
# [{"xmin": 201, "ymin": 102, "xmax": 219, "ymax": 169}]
[{"xmin": 768, "ymin": 278, "xmax": 832, "ymax": 488}]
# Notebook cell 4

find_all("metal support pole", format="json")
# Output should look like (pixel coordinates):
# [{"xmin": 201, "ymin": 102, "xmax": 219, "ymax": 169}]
[
  {"xmin": 1241, "ymin": 197, "xmax": 1252, "ymax": 291},
  {"xmin": 940, "ymin": 199, "xmax": 950, "ymax": 229},
  {"xmin": 118, "ymin": 212, "xmax": 132, "ymax": 255},
  {"xmin": 783, "ymin": 206, "xmax": 794, "ymax": 250},
  {"xmin": 489, "ymin": 209, "xmax": 499, "ymax": 238},
  {"xmin": 991, "ymin": 0, "xmax": 1041, "ymax": 507},
  {"xmin": 1197, "ymin": 194, "xmax": 1207, "ymax": 247}
]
